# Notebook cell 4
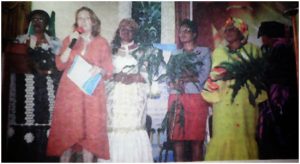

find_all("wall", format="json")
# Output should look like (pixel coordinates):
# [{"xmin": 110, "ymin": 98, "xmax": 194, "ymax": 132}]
[
  {"xmin": 32, "ymin": 1, "xmax": 176, "ymax": 45},
  {"xmin": 31, "ymin": 2, "xmax": 176, "ymax": 162}
]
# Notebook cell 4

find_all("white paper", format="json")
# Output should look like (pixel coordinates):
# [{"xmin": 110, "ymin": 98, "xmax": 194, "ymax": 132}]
[{"xmin": 67, "ymin": 55, "xmax": 102, "ymax": 95}]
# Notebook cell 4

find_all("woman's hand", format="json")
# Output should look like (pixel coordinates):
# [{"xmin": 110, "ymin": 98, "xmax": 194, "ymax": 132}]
[
  {"xmin": 169, "ymin": 79, "xmax": 185, "ymax": 93},
  {"xmin": 60, "ymin": 31, "xmax": 81, "ymax": 63}
]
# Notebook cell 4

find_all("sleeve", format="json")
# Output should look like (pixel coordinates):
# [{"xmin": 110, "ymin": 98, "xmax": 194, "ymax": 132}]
[
  {"xmin": 201, "ymin": 48, "xmax": 224, "ymax": 104},
  {"xmin": 197, "ymin": 48, "xmax": 212, "ymax": 87},
  {"xmin": 50, "ymin": 37, "xmax": 62, "ymax": 55},
  {"xmin": 97, "ymin": 38, "xmax": 113, "ymax": 80},
  {"xmin": 15, "ymin": 34, "xmax": 29, "ymax": 43},
  {"xmin": 55, "ymin": 36, "xmax": 71, "ymax": 71}
]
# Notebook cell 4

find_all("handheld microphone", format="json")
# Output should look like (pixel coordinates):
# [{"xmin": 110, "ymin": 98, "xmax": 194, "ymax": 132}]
[{"xmin": 68, "ymin": 27, "xmax": 85, "ymax": 49}]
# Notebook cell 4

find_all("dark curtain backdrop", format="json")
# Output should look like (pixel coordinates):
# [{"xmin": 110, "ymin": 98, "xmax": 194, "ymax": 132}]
[{"xmin": 2, "ymin": 2, "xmax": 31, "ymax": 48}]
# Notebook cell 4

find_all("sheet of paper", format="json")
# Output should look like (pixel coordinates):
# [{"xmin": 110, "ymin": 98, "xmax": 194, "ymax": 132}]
[{"xmin": 67, "ymin": 55, "xmax": 101, "ymax": 95}]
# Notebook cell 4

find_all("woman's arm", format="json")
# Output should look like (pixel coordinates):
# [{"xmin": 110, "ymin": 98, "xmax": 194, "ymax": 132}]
[{"xmin": 55, "ymin": 37, "xmax": 72, "ymax": 71}]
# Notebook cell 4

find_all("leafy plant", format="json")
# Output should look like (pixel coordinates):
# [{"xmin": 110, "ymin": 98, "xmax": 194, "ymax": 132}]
[
  {"xmin": 132, "ymin": 2, "xmax": 161, "ymax": 45},
  {"xmin": 157, "ymin": 51, "xmax": 203, "ymax": 91},
  {"xmin": 218, "ymin": 45, "xmax": 268, "ymax": 107},
  {"xmin": 157, "ymin": 51, "xmax": 203, "ymax": 134},
  {"xmin": 161, "ymin": 98, "xmax": 185, "ymax": 135},
  {"xmin": 130, "ymin": 44, "xmax": 166, "ymax": 85}
]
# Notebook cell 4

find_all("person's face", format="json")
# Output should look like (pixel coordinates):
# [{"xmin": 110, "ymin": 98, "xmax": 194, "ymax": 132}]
[
  {"xmin": 119, "ymin": 25, "xmax": 134, "ymax": 43},
  {"xmin": 224, "ymin": 25, "xmax": 243, "ymax": 43},
  {"xmin": 77, "ymin": 10, "xmax": 92, "ymax": 33},
  {"xmin": 179, "ymin": 25, "xmax": 196, "ymax": 44},
  {"xmin": 31, "ymin": 14, "xmax": 47, "ymax": 34}
]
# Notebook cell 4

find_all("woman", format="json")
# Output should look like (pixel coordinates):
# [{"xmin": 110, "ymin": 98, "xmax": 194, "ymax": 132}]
[
  {"xmin": 47, "ymin": 7, "xmax": 113, "ymax": 162},
  {"xmin": 8, "ymin": 9, "xmax": 60, "ymax": 162},
  {"xmin": 167, "ymin": 19, "xmax": 211, "ymax": 161},
  {"xmin": 202, "ymin": 17, "xmax": 267, "ymax": 160},
  {"xmin": 104, "ymin": 18, "xmax": 153, "ymax": 162}
]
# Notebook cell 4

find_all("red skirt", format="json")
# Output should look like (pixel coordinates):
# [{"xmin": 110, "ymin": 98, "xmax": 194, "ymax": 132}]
[{"xmin": 168, "ymin": 94, "xmax": 208, "ymax": 141}]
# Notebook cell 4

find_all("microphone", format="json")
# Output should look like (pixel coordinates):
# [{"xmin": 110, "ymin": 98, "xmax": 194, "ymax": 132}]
[{"xmin": 68, "ymin": 27, "xmax": 85, "ymax": 49}]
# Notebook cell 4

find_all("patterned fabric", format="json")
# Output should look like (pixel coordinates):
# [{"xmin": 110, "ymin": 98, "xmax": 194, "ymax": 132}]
[
  {"xmin": 104, "ymin": 45, "xmax": 153, "ymax": 162},
  {"xmin": 168, "ymin": 94, "xmax": 209, "ymax": 140},
  {"xmin": 202, "ymin": 43, "xmax": 267, "ymax": 160},
  {"xmin": 224, "ymin": 17, "xmax": 249, "ymax": 40},
  {"xmin": 7, "ymin": 73, "xmax": 58, "ymax": 162}
]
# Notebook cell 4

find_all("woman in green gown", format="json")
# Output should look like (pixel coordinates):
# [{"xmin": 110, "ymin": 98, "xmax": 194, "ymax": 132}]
[{"xmin": 202, "ymin": 17, "xmax": 267, "ymax": 160}]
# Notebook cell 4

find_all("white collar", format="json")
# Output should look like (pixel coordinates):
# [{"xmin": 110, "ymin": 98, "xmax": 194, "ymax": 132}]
[
  {"xmin": 120, "ymin": 41, "xmax": 135, "ymax": 55},
  {"xmin": 121, "ymin": 41, "xmax": 134, "ymax": 50}
]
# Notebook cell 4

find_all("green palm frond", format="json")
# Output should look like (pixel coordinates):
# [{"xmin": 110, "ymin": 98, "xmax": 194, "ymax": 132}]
[
  {"xmin": 218, "ymin": 45, "xmax": 268, "ymax": 107},
  {"xmin": 48, "ymin": 11, "xmax": 56, "ymax": 37}
]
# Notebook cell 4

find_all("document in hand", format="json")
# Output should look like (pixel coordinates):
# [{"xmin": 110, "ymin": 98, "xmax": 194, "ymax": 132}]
[{"xmin": 67, "ymin": 55, "xmax": 102, "ymax": 95}]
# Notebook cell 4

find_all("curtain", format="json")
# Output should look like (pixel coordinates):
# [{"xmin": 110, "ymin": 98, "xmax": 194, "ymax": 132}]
[
  {"xmin": 2, "ymin": 2, "xmax": 31, "ymax": 46},
  {"xmin": 175, "ymin": 2, "xmax": 190, "ymax": 47}
]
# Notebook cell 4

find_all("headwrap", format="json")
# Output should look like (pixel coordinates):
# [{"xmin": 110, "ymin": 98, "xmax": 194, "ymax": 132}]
[{"xmin": 224, "ymin": 17, "xmax": 249, "ymax": 40}]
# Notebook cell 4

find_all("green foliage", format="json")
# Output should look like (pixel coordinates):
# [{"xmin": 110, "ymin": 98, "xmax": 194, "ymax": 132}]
[
  {"xmin": 48, "ymin": 11, "xmax": 55, "ymax": 37},
  {"xmin": 161, "ymin": 97, "xmax": 185, "ymax": 134},
  {"xmin": 218, "ymin": 45, "xmax": 268, "ymax": 107},
  {"xmin": 159, "ymin": 51, "xmax": 203, "ymax": 134},
  {"xmin": 132, "ymin": 2, "xmax": 161, "ymax": 45},
  {"xmin": 157, "ymin": 51, "xmax": 203, "ymax": 90},
  {"xmin": 131, "ymin": 44, "xmax": 166, "ymax": 85}
]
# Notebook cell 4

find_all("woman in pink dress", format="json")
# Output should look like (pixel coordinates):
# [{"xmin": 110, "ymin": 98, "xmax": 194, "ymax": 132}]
[{"xmin": 47, "ymin": 6, "xmax": 113, "ymax": 162}]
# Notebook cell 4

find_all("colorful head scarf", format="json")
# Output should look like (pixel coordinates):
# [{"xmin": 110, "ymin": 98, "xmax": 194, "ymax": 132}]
[{"xmin": 224, "ymin": 17, "xmax": 249, "ymax": 40}]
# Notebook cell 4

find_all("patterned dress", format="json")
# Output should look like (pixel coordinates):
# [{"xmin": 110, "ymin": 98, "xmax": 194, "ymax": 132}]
[
  {"xmin": 105, "ymin": 43, "xmax": 153, "ymax": 162},
  {"xmin": 7, "ymin": 33, "xmax": 61, "ymax": 162},
  {"xmin": 202, "ymin": 43, "xmax": 267, "ymax": 160}
]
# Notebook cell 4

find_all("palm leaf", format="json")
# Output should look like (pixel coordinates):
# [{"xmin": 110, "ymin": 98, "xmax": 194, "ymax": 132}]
[
  {"xmin": 48, "ymin": 11, "xmax": 56, "ymax": 37},
  {"xmin": 218, "ymin": 45, "xmax": 268, "ymax": 107}
]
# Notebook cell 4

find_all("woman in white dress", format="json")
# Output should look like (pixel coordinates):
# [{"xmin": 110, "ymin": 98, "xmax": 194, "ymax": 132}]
[{"xmin": 105, "ymin": 18, "xmax": 153, "ymax": 162}]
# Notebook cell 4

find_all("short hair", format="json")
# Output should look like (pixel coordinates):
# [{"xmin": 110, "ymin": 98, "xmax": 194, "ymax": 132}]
[{"xmin": 180, "ymin": 19, "xmax": 198, "ymax": 36}]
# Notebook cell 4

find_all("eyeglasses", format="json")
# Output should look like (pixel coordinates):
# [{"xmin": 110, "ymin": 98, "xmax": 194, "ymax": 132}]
[{"xmin": 179, "ymin": 28, "xmax": 192, "ymax": 34}]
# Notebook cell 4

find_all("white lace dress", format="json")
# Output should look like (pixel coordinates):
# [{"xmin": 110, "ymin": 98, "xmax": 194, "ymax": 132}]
[{"xmin": 105, "ymin": 44, "xmax": 153, "ymax": 162}]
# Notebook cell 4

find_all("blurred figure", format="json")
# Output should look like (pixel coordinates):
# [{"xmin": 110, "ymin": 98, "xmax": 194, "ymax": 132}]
[
  {"xmin": 7, "ymin": 9, "xmax": 61, "ymax": 162},
  {"xmin": 47, "ymin": 7, "xmax": 113, "ymax": 162},
  {"xmin": 202, "ymin": 17, "xmax": 267, "ymax": 160},
  {"xmin": 257, "ymin": 21, "xmax": 298, "ymax": 159},
  {"xmin": 103, "ymin": 18, "xmax": 153, "ymax": 162},
  {"xmin": 167, "ymin": 19, "xmax": 211, "ymax": 161}
]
